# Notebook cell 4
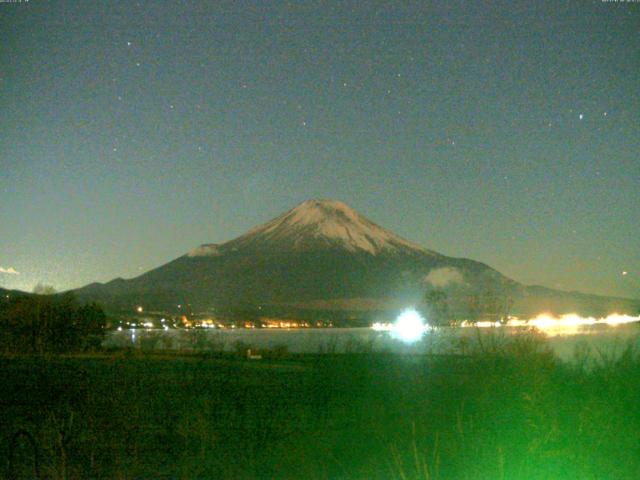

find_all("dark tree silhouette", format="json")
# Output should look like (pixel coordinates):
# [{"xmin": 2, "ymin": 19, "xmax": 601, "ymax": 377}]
[
  {"xmin": 421, "ymin": 289, "xmax": 451, "ymax": 326},
  {"xmin": 32, "ymin": 283, "xmax": 57, "ymax": 295},
  {"xmin": 0, "ymin": 293, "xmax": 106, "ymax": 353}
]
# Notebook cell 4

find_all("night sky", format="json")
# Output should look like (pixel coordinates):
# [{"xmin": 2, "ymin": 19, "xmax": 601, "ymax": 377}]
[{"xmin": 1, "ymin": 1, "xmax": 638, "ymax": 298}]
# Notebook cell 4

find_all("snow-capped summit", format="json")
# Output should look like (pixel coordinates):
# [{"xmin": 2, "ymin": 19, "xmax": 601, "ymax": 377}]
[
  {"xmin": 201, "ymin": 199, "xmax": 438, "ymax": 256},
  {"xmin": 187, "ymin": 244, "xmax": 221, "ymax": 257}
]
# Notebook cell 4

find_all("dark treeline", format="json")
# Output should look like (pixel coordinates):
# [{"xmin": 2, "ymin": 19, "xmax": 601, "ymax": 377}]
[{"xmin": 0, "ymin": 293, "xmax": 106, "ymax": 354}]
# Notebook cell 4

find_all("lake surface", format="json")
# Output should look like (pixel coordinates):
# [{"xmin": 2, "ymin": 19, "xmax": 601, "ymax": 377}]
[{"xmin": 105, "ymin": 323, "xmax": 640, "ymax": 363}]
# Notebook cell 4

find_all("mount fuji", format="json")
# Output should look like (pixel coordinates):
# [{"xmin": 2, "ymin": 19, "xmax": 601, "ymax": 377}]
[{"xmin": 75, "ymin": 200, "xmax": 638, "ymax": 318}]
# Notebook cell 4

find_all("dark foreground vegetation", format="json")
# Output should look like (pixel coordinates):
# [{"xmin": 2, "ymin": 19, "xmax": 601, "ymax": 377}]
[
  {"xmin": 1, "ymin": 333, "xmax": 640, "ymax": 480},
  {"xmin": 0, "ymin": 293, "xmax": 105, "ymax": 354}
]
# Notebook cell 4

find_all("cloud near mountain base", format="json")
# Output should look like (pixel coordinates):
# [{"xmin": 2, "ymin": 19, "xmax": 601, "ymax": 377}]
[{"xmin": 424, "ymin": 267, "xmax": 463, "ymax": 287}]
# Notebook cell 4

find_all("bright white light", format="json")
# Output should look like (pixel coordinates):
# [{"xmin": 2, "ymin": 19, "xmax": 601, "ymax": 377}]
[{"xmin": 392, "ymin": 309, "xmax": 428, "ymax": 343}]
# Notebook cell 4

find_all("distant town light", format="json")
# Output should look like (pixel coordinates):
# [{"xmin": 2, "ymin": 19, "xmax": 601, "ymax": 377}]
[
  {"xmin": 461, "ymin": 312, "xmax": 640, "ymax": 337},
  {"xmin": 476, "ymin": 321, "xmax": 502, "ymax": 328},
  {"xmin": 371, "ymin": 322, "xmax": 393, "ymax": 332}
]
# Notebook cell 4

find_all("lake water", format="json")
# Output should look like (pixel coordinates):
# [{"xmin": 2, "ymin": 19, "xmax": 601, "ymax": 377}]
[{"xmin": 105, "ymin": 323, "xmax": 640, "ymax": 363}]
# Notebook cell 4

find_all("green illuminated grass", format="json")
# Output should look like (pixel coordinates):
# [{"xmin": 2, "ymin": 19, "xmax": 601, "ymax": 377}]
[{"xmin": 1, "ymin": 333, "xmax": 639, "ymax": 479}]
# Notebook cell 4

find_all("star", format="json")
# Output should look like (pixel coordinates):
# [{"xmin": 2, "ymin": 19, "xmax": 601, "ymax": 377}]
[
  {"xmin": 622, "ymin": 271, "xmax": 628, "ymax": 276},
  {"xmin": 127, "ymin": 41, "xmax": 132, "ymax": 47},
  {"xmin": 579, "ymin": 113, "xmax": 584, "ymax": 120}
]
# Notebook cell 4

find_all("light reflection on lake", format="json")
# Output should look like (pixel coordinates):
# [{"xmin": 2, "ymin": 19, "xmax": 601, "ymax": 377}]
[{"xmin": 104, "ymin": 323, "xmax": 640, "ymax": 362}]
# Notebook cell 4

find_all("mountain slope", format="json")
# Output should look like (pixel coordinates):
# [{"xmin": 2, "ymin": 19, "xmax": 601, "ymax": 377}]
[{"xmin": 74, "ymin": 200, "xmax": 639, "ymax": 317}]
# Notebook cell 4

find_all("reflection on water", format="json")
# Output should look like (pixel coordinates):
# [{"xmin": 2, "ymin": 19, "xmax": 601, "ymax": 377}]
[{"xmin": 104, "ymin": 321, "xmax": 640, "ymax": 362}]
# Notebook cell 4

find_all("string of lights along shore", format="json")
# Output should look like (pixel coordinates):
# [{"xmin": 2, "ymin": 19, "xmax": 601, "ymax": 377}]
[{"xmin": 1, "ymin": 1, "xmax": 638, "ymax": 299}]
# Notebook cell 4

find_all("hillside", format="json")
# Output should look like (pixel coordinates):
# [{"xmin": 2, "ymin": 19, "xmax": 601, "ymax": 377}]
[{"xmin": 74, "ymin": 200, "xmax": 639, "ymax": 318}]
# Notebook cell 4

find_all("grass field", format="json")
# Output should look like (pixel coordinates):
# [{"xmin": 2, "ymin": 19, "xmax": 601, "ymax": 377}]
[{"xmin": 1, "ymin": 332, "xmax": 640, "ymax": 479}]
